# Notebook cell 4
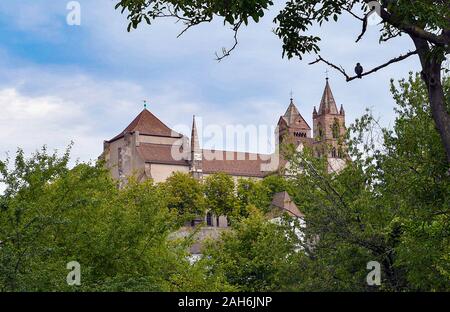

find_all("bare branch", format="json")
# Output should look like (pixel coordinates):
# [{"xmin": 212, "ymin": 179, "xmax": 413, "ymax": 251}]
[
  {"xmin": 343, "ymin": 7, "xmax": 364, "ymax": 21},
  {"xmin": 215, "ymin": 21, "xmax": 242, "ymax": 62},
  {"xmin": 309, "ymin": 56, "xmax": 351, "ymax": 80},
  {"xmin": 379, "ymin": 30, "xmax": 402, "ymax": 43},
  {"xmin": 309, "ymin": 50, "xmax": 418, "ymax": 82},
  {"xmin": 177, "ymin": 16, "xmax": 213, "ymax": 38},
  {"xmin": 356, "ymin": 13, "xmax": 369, "ymax": 43}
]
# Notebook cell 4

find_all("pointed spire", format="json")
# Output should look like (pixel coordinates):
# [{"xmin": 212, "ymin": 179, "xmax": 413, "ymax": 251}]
[
  {"xmin": 190, "ymin": 115, "xmax": 203, "ymax": 179},
  {"xmin": 191, "ymin": 115, "xmax": 200, "ymax": 154},
  {"xmin": 281, "ymin": 97, "xmax": 311, "ymax": 130},
  {"xmin": 313, "ymin": 106, "xmax": 318, "ymax": 116},
  {"xmin": 340, "ymin": 104, "xmax": 345, "ymax": 115},
  {"xmin": 318, "ymin": 78, "xmax": 339, "ymax": 115},
  {"xmin": 284, "ymin": 98, "xmax": 301, "ymax": 126}
]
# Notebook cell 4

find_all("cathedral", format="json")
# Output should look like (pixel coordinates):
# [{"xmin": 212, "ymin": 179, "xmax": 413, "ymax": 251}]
[{"xmin": 102, "ymin": 78, "xmax": 346, "ymax": 184}]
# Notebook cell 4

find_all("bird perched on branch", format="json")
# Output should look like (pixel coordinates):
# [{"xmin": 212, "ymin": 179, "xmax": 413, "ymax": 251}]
[{"xmin": 355, "ymin": 63, "xmax": 363, "ymax": 78}]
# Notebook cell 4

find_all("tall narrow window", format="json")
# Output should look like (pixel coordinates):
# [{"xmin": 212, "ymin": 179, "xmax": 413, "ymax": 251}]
[
  {"xmin": 332, "ymin": 119, "xmax": 340, "ymax": 139},
  {"xmin": 118, "ymin": 147, "xmax": 123, "ymax": 177},
  {"xmin": 317, "ymin": 122, "xmax": 323, "ymax": 141},
  {"xmin": 206, "ymin": 212, "xmax": 213, "ymax": 226},
  {"xmin": 331, "ymin": 147, "xmax": 337, "ymax": 158}
]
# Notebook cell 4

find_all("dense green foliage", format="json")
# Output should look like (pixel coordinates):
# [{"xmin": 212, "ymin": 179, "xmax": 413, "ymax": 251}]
[
  {"xmin": 0, "ymin": 152, "xmax": 229, "ymax": 291},
  {"xmin": 203, "ymin": 208, "xmax": 304, "ymax": 291},
  {"xmin": 1, "ymin": 73, "xmax": 449, "ymax": 291},
  {"xmin": 204, "ymin": 173, "xmax": 239, "ymax": 218},
  {"xmin": 163, "ymin": 172, "xmax": 206, "ymax": 223},
  {"xmin": 281, "ymin": 73, "xmax": 450, "ymax": 291}
]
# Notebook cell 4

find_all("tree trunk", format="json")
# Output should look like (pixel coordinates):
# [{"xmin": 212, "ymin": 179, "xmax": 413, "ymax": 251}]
[
  {"xmin": 427, "ymin": 64, "xmax": 450, "ymax": 165},
  {"xmin": 412, "ymin": 36, "xmax": 450, "ymax": 167}
]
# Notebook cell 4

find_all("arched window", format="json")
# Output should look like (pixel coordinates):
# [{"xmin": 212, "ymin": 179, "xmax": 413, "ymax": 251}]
[
  {"xmin": 294, "ymin": 131, "xmax": 307, "ymax": 138},
  {"xmin": 332, "ymin": 119, "xmax": 340, "ymax": 139},
  {"xmin": 331, "ymin": 147, "xmax": 337, "ymax": 158},
  {"xmin": 206, "ymin": 212, "xmax": 213, "ymax": 226},
  {"xmin": 317, "ymin": 122, "xmax": 323, "ymax": 140}
]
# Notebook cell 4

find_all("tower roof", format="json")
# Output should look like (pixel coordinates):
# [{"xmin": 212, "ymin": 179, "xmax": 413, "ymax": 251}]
[
  {"xmin": 281, "ymin": 98, "xmax": 311, "ymax": 130},
  {"xmin": 191, "ymin": 115, "xmax": 200, "ymax": 153},
  {"xmin": 270, "ymin": 191, "xmax": 304, "ymax": 218},
  {"xmin": 109, "ymin": 108, "xmax": 181, "ymax": 142},
  {"xmin": 318, "ymin": 79, "xmax": 339, "ymax": 115}
]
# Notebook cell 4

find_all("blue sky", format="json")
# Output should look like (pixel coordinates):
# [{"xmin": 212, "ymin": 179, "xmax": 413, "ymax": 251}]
[{"xmin": 0, "ymin": 0, "xmax": 421, "ymax": 162}]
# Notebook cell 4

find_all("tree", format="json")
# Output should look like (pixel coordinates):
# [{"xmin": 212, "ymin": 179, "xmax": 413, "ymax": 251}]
[
  {"xmin": 115, "ymin": 0, "xmax": 450, "ymax": 168},
  {"xmin": 0, "ymin": 148, "xmax": 229, "ymax": 291},
  {"xmin": 284, "ymin": 73, "xmax": 449, "ymax": 291},
  {"xmin": 203, "ymin": 207, "xmax": 304, "ymax": 291},
  {"xmin": 163, "ymin": 172, "xmax": 206, "ymax": 223},
  {"xmin": 236, "ymin": 178, "xmax": 271, "ymax": 216},
  {"xmin": 203, "ymin": 173, "xmax": 238, "ymax": 218}
]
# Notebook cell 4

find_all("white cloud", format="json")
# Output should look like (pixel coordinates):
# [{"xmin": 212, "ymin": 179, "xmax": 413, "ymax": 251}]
[
  {"xmin": 0, "ymin": 87, "xmax": 89, "ymax": 161},
  {"xmin": 0, "ymin": 88, "xmax": 78, "ymax": 119},
  {"xmin": 0, "ymin": 0, "xmax": 425, "ymax": 165}
]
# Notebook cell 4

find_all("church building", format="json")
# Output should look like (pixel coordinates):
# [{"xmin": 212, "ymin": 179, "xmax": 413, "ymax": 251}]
[{"xmin": 102, "ymin": 78, "xmax": 347, "ymax": 184}]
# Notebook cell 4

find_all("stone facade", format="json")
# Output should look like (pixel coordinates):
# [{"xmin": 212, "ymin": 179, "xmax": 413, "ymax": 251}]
[
  {"xmin": 102, "ymin": 78, "xmax": 347, "ymax": 183},
  {"xmin": 101, "ymin": 79, "xmax": 347, "ymax": 250}
]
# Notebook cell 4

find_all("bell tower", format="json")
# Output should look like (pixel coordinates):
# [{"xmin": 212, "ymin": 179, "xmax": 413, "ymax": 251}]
[
  {"xmin": 312, "ymin": 78, "xmax": 346, "ymax": 159},
  {"xmin": 277, "ymin": 97, "xmax": 312, "ymax": 147}
]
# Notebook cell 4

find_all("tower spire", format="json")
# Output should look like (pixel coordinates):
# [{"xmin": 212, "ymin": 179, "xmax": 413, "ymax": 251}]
[
  {"xmin": 318, "ymin": 78, "xmax": 338, "ymax": 115},
  {"xmin": 190, "ymin": 115, "xmax": 202, "ymax": 179},
  {"xmin": 191, "ymin": 115, "xmax": 200, "ymax": 153}
]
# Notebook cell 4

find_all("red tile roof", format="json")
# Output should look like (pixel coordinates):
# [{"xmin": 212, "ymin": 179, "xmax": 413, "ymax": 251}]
[
  {"xmin": 202, "ymin": 150, "xmax": 275, "ymax": 178},
  {"xmin": 136, "ymin": 144, "xmax": 279, "ymax": 177},
  {"xmin": 109, "ymin": 109, "xmax": 182, "ymax": 142},
  {"xmin": 136, "ymin": 143, "xmax": 189, "ymax": 166},
  {"xmin": 283, "ymin": 99, "xmax": 311, "ymax": 130}
]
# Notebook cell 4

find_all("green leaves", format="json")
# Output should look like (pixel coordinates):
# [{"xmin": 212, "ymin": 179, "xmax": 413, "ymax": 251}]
[
  {"xmin": 164, "ymin": 172, "xmax": 206, "ymax": 222},
  {"xmin": 204, "ymin": 172, "xmax": 238, "ymax": 217},
  {"xmin": 0, "ymin": 149, "xmax": 226, "ymax": 291},
  {"xmin": 285, "ymin": 73, "xmax": 450, "ymax": 291},
  {"xmin": 2, "ymin": 72, "xmax": 449, "ymax": 292},
  {"xmin": 203, "ymin": 209, "xmax": 304, "ymax": 291},
  {"xmin": 116, "ymin": 0, "xmax": 274, "ymax": 32}
]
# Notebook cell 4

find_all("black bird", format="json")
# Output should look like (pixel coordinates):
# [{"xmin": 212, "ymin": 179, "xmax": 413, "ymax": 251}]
[{"xmin": 355, "ymin": 63, "xmax": 363, "ymax": 78}]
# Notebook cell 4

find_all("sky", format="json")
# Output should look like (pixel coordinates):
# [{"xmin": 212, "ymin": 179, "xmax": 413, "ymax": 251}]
[{"xmin": 0, "ymin": 0, "xmax": 421, "ymax": 164}]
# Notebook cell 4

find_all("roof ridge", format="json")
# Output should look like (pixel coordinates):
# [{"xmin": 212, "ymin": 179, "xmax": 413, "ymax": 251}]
[
  {"xmin": 201, "ymin": 148, "xmax": 271, "ymax": 157},
  {"xmin": 109, "ymin": 108, "xmax": 180, "ymax": 141}
]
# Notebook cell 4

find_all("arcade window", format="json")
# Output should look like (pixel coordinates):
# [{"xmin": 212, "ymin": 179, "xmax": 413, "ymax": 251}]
[{"xmin": 331, "ymin": 147, "xmax": 337, "ymax": 158}]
